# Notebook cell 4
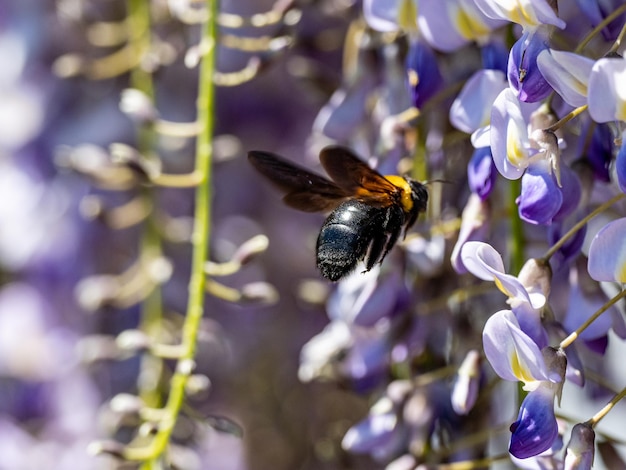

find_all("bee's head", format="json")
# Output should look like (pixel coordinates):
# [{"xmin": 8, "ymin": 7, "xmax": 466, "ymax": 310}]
[{"xmin": 406, "ymin": 178, "xmax": 429, "ymax": 215}]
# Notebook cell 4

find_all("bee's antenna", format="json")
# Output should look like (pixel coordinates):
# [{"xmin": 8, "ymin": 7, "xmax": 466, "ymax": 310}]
[{"xmin": 423, "ymin": 178, "xmax": 455, "ymax": 185}]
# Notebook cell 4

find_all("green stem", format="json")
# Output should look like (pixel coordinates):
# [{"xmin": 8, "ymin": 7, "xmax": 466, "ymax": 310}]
[
  {"xmin": 575, "ymin": 3, "xmax": 626, "ymax": 54},
  {"xmin": 541, "ymin": 193, "xmax": 626, "ymax": 262},
  {"xmin": 125, "ymin": 0, "xmax": 164, "ymax": 413},
  {"xmin": 586, "ymin": 386, "xmax": 626, "ymax": 427},
  {"xmin": 125, "ymin": 0, "xmax": 218, "ymax": 462},
  {"xmin": 508, "ymin": 178, "xmax": 524, "ymax": 275},
  {"xmin": 560, "ymin": 288, "xmax": 626, "ymax": 350}
]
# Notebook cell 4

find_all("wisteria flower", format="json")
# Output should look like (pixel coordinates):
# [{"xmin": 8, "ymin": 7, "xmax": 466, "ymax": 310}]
[
  {"xmin": 508, "ymin": 29, "xmax": 553, "ymax": 103},
  {"xmin": 473, "ymin": 0, "xmax": 566, "ymax": 30},
  {"xmin": 489, "ymin": 88, "xmax": 541, "ymax": 179},
  {"xmin": 417, "ymin": 0, "xmax": 506, "ymax": 53},
  {"xmin": 537, "ymin": 49, "xmax": 594, "ymax": 108},
  {"xmin": 483, "ymin": 311, "xmax": 565, "ymax": 458},
  {"xmin": 460, "ymin": 241, "xmax": 547, "ymax": 309},
  {"xmin": 587, "ymin": 56, "xmax": 626, "ymax": 123},
  {"xmin": 451, "ymin": 350, "xmax": 481, "ymax": 415},
  {"xmin": 483, "ymin": 310, "xmax": 551, "ymax": 386}
]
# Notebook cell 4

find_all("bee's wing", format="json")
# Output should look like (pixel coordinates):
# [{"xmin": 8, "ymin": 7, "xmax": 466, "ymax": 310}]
[
  {"xmin": 248, "ymin": 150, "xmax": 351, "ymax": 212},
  {"xmin": 319, "ymin": 146, "xmax": 398, "ymax": 206}
]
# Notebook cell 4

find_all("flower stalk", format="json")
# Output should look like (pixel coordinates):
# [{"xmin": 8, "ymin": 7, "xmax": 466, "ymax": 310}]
[{"xmin": 124, "ymin": 0, "xmax": 218, "ymax": 463}]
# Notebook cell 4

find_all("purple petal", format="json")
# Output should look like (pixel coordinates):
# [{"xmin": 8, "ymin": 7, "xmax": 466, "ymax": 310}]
[
  {"xmin": 450, "ymin": 70, "xmax": 507, "ymax": 133},
  {"xmin": 616, "ymin": 137, "xmax": 626, "ymax": 194},
  {"xmin": 517, "ymin": 161, "xmax": 563, "ymax": 225},
  {"xmin": 405, "ymin": 40, "xmax": 443, "ymax": 108},
  {"xmin": 508, "ymin": 30, "xmax": 552, "ymax": 103},
  {"xmin": 363, "ymin": 0, "xmax": 402, "ymax": 32},
  {"xmin": 536, "ymin": 49, "xmax": 593, "ymax": 108},
  {"xmin": 490, "ymin": 88, "xmax": 536, "ymax": 179},
  {"xmin": 587, "ymin": 218, "xmax": 626, "ymax": 282},
  {"xmin": 468, "ymin": 146, "xmax": 498, "ymax": 199},
  {"xmin": 552, "ymin": 164, "xmax": 581, "ymax": 222},
  {"xmin": 509, "ymin": 384, "xmax": 559, "ymax": 459},
  {"xmin": 586, "ymin": 123, "xmax": 613, "ymax": 182},
  {"xmin": 450, "ymin": 194, "xmax": 490, "ymax": 273},
  {"xmin": 481, "ymin": 41, "xmax": 509, "ymax": 73},
  {"xmin": 460, "ymin": 241, "xmax": 505, "ymax": 280},
  {"xmin": 588, "ymin": 57, "xmax": 626, "ymax": 123},
  {"xmin": 342, "ymin": 404, "xmax": 399, "ymax": 454},
  {"xmin": 417, "ymin": 0, "xmax": 469, "ymax": 52},
  {"xmin": 511, "ymin": 302, "xmax": 549, "ymax": 349},
  {"xmin": 547, "ymin": 219, "xmax": 586, "ymax": 269}
]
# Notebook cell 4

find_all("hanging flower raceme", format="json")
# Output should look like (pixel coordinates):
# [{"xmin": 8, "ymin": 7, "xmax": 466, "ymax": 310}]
[{"xmin": 483, "ymin": 310, "xmax": 566, "ymax": 458}]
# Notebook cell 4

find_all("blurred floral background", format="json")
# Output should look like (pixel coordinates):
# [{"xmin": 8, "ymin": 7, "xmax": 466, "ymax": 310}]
[{"xmin": 3, "ymin": 0, "xmax": 626, "ymax": 469}]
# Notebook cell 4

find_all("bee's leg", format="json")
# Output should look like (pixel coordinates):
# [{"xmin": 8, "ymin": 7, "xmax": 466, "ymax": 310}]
[
  {"xmin": 377, "ymin": 206, "xmax": 404, "ymax": 265},
  {"xmin": 364, "ymin": 232, "xmax": 387, "ymax": 272}
]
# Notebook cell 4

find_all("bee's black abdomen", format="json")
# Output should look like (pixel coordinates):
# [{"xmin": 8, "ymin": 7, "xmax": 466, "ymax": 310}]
[{"xmin": 316, "ymin": 201, "xmax": 384, "ymax": 281}]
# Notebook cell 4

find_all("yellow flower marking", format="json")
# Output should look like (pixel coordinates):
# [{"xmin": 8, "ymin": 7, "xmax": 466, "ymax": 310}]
[
  {"xmin": 506, "ymin": 119, "xmax": 527, "ymax": 167},
  {"xmin": 494, "ymin": 277, "xmax": 513, "ymax": 297},
  {"xmin": 615, "ymin": 259, "xmax": 626, "ymax": 283},
  {"xmin": 506, "ymin": 0, "xmax": 539, "ymax": 27},
  {"xmin": 397, "ymin": 0, "xmax": 418, "ymax": 32},
  {"xmin": 454, "ymin": 6, "xmax": 491, "ymax": 40},
  {"xmin": 511, "ymin": 350, "xmax": 535, "ymax": 384}
]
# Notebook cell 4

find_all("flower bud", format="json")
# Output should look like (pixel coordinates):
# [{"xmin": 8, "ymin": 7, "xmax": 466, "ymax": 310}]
[
  {"xmin": 564, "ymin": 423, "xmax": 595, "ymax": 470},
  {"xmin": 119, "ymin": 88, "xmax": 157, "ymax": 124},
  {"xmin": 109, "ymin": 393, "xmax": 144, "ymax": 415},
  {"xmin": 451, "ymin": 350, "xmax": 481, "ymax": 415},
  {"xmin": 517, "ymin": 257, "xmax": 552, "ymax": 300}
]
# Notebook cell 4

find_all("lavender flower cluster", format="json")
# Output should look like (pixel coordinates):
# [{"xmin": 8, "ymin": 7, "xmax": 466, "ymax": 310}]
[{"xmin": 3, "ymin": 0, "xmax": 626, "ymax": 469}]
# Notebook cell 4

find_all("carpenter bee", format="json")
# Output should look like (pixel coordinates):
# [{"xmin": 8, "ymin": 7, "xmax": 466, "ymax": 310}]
[{"xmin": 248, "ymin": 146, "xmax": 428, "ymax": 281}]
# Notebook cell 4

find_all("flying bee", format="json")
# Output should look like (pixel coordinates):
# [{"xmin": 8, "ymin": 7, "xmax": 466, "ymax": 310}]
[{"xmin": 248, "ymin": 146, "xmax": 428, "ymax": 281}]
